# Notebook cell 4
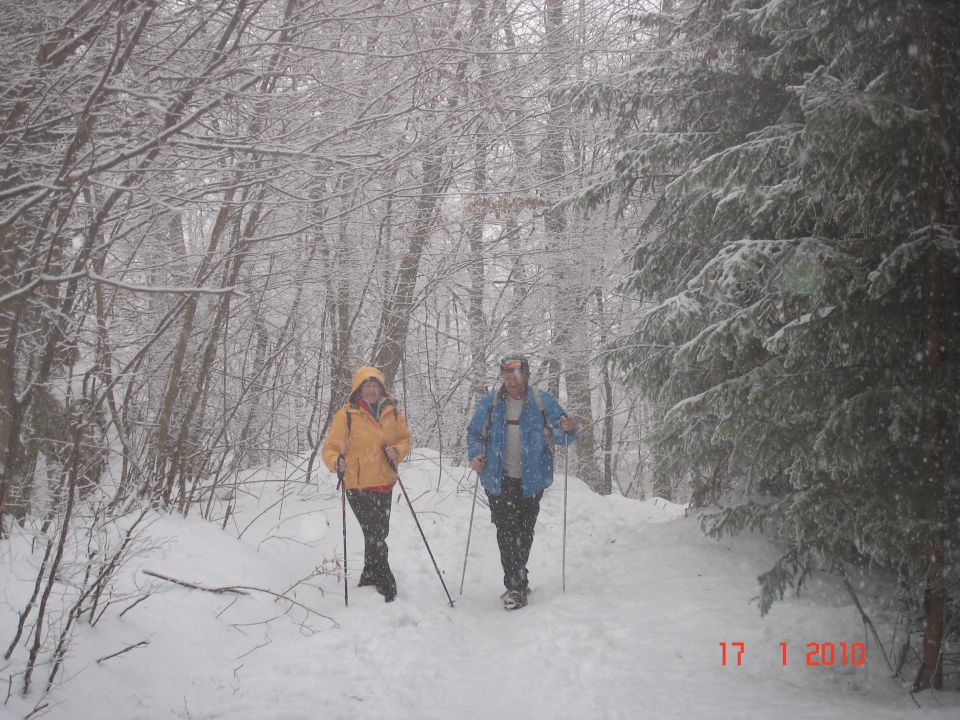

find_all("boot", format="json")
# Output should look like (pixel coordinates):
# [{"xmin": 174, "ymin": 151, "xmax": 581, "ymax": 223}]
[
  {"xmin": 502, "ymin": 589, "xmax": 527, "ymax": 610},
  {"xmin": 376, "ymin": 572, "xmax": 397, "ymax": 603}
]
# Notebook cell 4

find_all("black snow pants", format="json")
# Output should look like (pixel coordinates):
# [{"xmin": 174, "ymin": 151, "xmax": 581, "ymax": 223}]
[
  {"xmin": 346, "ymin": 489, "xmax": 394, "ymax": 590},
  {"xmin": 486, "ymin": 477, "xmax": 543, "ymax": 593}
]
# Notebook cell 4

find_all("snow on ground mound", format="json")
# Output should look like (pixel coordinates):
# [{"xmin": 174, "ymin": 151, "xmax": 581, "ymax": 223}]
[{"xmin": 2, "ymin": 451, "xmax": 957, "ymax": 720}]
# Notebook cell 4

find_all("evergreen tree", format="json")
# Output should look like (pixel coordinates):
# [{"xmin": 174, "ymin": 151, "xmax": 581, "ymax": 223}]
[{"xmin": 574, "ymin": 0, "xmax": 960, "ymax": 688}]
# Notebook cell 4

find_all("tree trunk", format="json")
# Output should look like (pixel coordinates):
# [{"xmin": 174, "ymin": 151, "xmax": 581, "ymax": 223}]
[
  {"xmin": 541, "ymin": 0, "xmax": 602, "ymax": 491},
  {"xmin": 595, "ymin": 288, "xmax": 614, "ymax": 494},
  {"xmin": 467, "ymin": 141, "xmax": 490, "ymax": 403},
  {"xmin": 372, "ymin": 148, "xmax": 450, "ymax": 388},
  {"xmin": 913, "ymin": 11, "xmax": 947, "ymax": 691},
  {"xmin": 152, "ymin": 196, "xmax": 236, "ymax": 501},
  {"xmin": 467, "ymin": 0, "xmax": 493, "ymax": 403}
]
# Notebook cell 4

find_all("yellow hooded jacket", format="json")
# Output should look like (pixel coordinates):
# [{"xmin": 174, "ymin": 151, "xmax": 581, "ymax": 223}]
[{"xmin": 322, "ymin": 367, "xmax": 411, "ymax": 490}]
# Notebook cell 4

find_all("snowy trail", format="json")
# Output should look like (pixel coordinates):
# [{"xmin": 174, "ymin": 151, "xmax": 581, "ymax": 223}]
[{"xmin": 3, "ymin": 451, "xmax": 957, "ymax": 719}]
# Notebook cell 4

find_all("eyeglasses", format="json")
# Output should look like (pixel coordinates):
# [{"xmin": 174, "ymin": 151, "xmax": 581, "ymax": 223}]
[{"xmin": 500, "ymin": 360, "xmax": 523, "ymax": 370}]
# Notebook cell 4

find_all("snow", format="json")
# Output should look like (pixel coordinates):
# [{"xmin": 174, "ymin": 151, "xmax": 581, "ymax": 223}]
[{"xmin": 3, "ymin": 450, "xmax": 958, "ymax": 720}]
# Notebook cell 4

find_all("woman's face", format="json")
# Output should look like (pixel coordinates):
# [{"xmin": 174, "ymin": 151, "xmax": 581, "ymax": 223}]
[{"xmin": 360, "ymin": 378, "xmax": 383, "ymax": 404}]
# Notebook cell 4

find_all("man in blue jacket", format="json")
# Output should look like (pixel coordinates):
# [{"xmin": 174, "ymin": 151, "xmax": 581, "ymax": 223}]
[{"xmin": 466, "ymin": 353, "xmax": 576, "ymax": 610}]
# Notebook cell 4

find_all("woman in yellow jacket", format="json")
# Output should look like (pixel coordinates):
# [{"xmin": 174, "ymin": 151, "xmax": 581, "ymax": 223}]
[{"xmin": 322, "ymin": 367, "xmax": 411, "ymax": 602}]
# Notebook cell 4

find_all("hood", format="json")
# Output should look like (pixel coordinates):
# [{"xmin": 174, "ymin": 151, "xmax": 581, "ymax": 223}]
[{"xmin": 350, "ymin": 366, "xmax": 388, "ymax": 397}]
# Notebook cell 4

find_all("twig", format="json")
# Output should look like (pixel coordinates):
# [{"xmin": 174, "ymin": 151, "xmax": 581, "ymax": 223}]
[
  {"xmin": 96, "ymin": 640, "xmax": 150, "ymax": 664},
  {"xmin": 411, "ymin": 488, "xmax": 430, "ymax": 505},
  {"xmin": 221, "ymin": 585, "xmax": 339, "ymax": 627},
  {"xmin": 235, "ymin": 639, "xmax": 270, "ymax": 659},
  {"xmin": 119, "ymin": 592, "xmax": 153, "ymax": 618},
  {"xmin": 836, "ymin": 561, "xmax": 897, "ymax": 674},
  {"xmin": 281, "ymin": 563, "xmax": 338, "ymax": 597},
  {"xmin": 216, "ymin": 595, "xmax": 242, "ymax": 620},
  {"xmin": 24, "ymin": 701, "xmax": 50, "ymax": 720},
  {"xmin": 231, "ymin": 616, "xmax": 281, "ymax": 628}
]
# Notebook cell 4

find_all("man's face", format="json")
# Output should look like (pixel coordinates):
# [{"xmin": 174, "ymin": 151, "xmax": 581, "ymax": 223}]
[
  {"xmin": 501, "ymin": 367, "xmax": 529, "ymax": 399},
  {"xmin": 360, "ymin": 378, "xmax": 383, "ymax": 404}
]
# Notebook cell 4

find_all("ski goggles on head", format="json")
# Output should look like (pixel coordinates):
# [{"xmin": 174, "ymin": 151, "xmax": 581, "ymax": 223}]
[{"xmin": 499, "ymin": 355, "xmax": 529, "ymax": 373}]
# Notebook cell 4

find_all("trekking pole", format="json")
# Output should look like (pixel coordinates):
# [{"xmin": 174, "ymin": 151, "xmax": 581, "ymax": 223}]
[
  {"xmin": 459, "ymin": 469, "xmax": 480, "ymax": 595},
  {"xmin": 562, "ymin": 445, "xmax": 569, "ymax": 594},
  {"xmin": 337, "ymin": 457, "xmax": 348, "ymax": 607},
  {"xmin": 382, "ymin": 446, "xmax": 455, "ymax": 607}
]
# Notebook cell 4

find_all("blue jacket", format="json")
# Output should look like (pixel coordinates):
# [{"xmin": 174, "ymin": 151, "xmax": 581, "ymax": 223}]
[{"xmin": 466, "ymin": 386, "xmax": 576, "ymax": 497}]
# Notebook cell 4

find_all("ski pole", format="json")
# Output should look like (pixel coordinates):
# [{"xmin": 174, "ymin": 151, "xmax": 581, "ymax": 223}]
[
  {"xmin": 382, "ymin": 446, "xmax": 455, "ymax": 607},
  {"xmin": 459, "ymin": 469, "xmax": 480, "ymax": 595},
  {"xmin": 337, "ymin": 456, "xmax": 348, "ymax": 607},
  {"xmin": 562, "ymin": 445, "xmax": 568, "ymax": 594}
]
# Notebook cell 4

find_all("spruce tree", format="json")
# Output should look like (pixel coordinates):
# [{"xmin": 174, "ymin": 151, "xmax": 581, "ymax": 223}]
[{"xmin": 574, "ymin": 0, "xmax": 960, "ymax": 688}]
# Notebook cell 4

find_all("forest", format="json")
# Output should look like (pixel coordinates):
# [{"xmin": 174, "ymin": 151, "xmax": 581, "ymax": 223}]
[{"xmin": 1, "ymin": 0, "xmax": 958, "ymax": 707}]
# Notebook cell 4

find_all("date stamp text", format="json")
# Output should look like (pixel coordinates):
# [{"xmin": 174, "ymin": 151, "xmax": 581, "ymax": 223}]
[{"xmin": 719, "ymin": 641, "xmax": 867, "ymax": 667}]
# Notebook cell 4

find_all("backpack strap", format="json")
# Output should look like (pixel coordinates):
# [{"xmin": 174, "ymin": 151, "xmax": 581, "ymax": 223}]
[
  {"xmin": 531, "ymin": 389, "xmax": 555, "ymax": 455},
  {"xmin": 482, "ymin": 386, "xmax": 554, "ymax": 455},
  {"xmin": 481, "ymin": 386, "xmax": 505, "ymax": 446},
  {"xmin": 530, "ymin": 387, "xmax": 547, "ymax": 420},
  {"xmin": 345, "ymin": 396, "xmax": 397, "ymax": 446}
]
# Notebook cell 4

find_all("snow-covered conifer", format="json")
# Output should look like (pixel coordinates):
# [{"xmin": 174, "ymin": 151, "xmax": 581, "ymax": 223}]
[{"xmin": 575, "ymin": 0, "xmax": 959, "ymax": 688}]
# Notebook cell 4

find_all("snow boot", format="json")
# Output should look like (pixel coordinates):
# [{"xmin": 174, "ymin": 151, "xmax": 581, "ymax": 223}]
[
  {"xmin": 501, "ymin": 589, "xmax": 527, "ymax": 610},
  {"xmin": 376, "ymin": 573, "xmax": 397, "ymax": 603}
]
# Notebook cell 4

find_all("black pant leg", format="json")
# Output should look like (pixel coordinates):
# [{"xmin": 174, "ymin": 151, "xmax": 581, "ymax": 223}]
[
  {"xmin": 347, "ymin": 490, "xmax": 393, "ymax": 582},
  {"xmin": 514, "ymin": 489, "xmax": 543, "ymax": 575},
  {"xmin": 487, "ymin": 484, "xmax": 520, "ymax": 589},
  {"xmin": 487, "ymin": 479, "xmax": 542, "ymax": 592}
]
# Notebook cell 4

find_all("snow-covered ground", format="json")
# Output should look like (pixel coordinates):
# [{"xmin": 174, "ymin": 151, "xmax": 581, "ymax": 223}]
[{"xmin": 2, "ymin": 450, "xmax": 958, "ymax": 719}]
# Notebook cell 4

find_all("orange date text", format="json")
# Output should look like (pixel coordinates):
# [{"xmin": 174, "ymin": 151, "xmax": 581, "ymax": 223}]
[{"xmin": 719, "ymin": 641, "xmax": 867, "ymax": 667}]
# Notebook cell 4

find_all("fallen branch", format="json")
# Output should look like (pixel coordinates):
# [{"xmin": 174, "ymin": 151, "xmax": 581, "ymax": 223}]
[
  {"xmin": 96, "ymin": 640, "xmax": 150, "ymax": 664},
  {"xmin": 142, "ymin": 570, "xmax": 339, "ymax": 627},
  {"xmin": 142, "ymin": 570, "xmax": 250, "ymax": 595}
]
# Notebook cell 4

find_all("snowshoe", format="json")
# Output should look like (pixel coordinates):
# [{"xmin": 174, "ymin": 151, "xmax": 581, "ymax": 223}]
[{"xmin": 501, "ymin": 589, "xmax": 528, "ymax": 610}]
